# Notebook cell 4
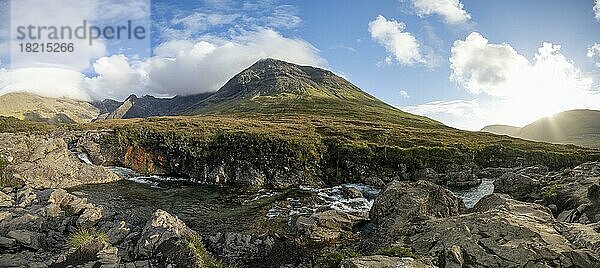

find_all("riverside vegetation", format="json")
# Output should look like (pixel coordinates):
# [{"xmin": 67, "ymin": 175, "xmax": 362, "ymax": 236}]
[{"xmin": 0, "ymin": 59, "xmax": 599, "ymax": 267}]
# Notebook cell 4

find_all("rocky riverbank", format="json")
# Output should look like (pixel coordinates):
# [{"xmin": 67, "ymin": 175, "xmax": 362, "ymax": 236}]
[
  {"xmin": 0, "ymin": 186, "xmax": 222, "ymax": 267},
  {"xmin": 0, "ymin": 131, "xmax": 599, "ymax": 267},
  {"xmin": 353, "ymin": 162, "xmax": 600, "ymax": 268},
  {"xmin": 0, "ymin": 133, "xmax": 120, "ymax": 189}
]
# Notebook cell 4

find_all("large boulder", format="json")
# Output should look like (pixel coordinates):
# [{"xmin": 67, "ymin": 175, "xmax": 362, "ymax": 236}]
[
  {"xmin": 402, "ymin": 194, "xmax": 600, "ymax": 267},
  {"xmin": 558, "ymin": 222, "xmax": 600, "ymax": 254},
  {"xmin": 135, "ymin": 209, "xmax": 194, "ymax": 258},
  {"xmin": 340, "ymin": 255, "xmax": 433, "ymax": 268},
  {"xmin": 493, "ymin": 172, "xmax": 541, "ymax": 201},
  {"xmin": 296, "ymin": 209, "xmax": 367, "ymax": 242},
  {"xmin": 7, "ymin": 229, "xmax": 41, "ymax": 249},
  {"xmin": 370, "ymin": 180, "xmax": 464, "ymax": 228},
  {"xmin": 541, "ymin": 162, "xmax": 600, "ymax": 223},
  {"xmin": 369, "ymin": 180, "xmax": 464, "ymax": 247},
  {"xmin": 0, "ymin": 133, "xmax": 120, "ymax": 188},
  {"xmin": 134, "ymin": 209, "xmax": 229, "ymax": 267}
]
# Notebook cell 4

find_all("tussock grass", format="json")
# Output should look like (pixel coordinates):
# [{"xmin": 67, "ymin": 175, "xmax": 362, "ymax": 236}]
[
  {"xmin": 185, "ymin": 234, "xmax": 236, "ymax": 268},
  {"xmin": 316, "ymin": 249, "xmax": 360, "ymax": 268},
  {"xmin": 67, "ymin": 228, "xmax": 108, "ymax": 249},
  {"xmin": 375, "ymin": 245, "xmax": 416, "ymax": 258}
]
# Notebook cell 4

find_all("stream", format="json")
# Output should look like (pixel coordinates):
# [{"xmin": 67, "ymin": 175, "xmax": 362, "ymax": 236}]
[
  {"xmin": 451, "ymin": 179, "xmax": 495, "ymax": 208},
  {"xmin": 71, "ymin": 167, "xmax": 381, "ymax": 234},
  {"xmin": 72, "ymin": 152, "xmax": 492, "ymax": 233}
]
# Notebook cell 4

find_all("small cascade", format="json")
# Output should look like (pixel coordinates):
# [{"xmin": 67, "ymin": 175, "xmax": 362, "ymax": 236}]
[
  {"xmin": 451, "ymin": 179, "xmax": 495, "ymax": 208},
  {"xmin": 76, "ymin": 152, "xmax": 93, "ymax": 165}
]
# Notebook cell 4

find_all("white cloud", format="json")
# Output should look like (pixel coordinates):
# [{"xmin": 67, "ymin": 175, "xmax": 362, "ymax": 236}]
[
  {"xmin": 595, "ymin": 0, "xmax": 600, "ymax": 21},
  {"xmin": 158, "ymin": 2, "xmax": 301, "ymax": 42},
  {"xmin": 411, "ymin": 0, "xmax": 471, "ymax": 24},
  {"xmin": 0, "ymin": 67, "xmax": 90, "ymax": 100},
  {"xmin": 399, "ymin": 90, "xmax": 410, "ymax": 99},
  {"xmin": 450, "ymin": 32, "xmax": 593, "ymax": 100},
  {"xmin": 368, "ymin": 15, "xmax": 423, "ymax": 65},
  {"xmin": 403, "ymin": 99, "xmax": 481, "ymax": 130},
  {"xmin": 450, "ymin": 32, "xmax": 529, "ymax": 96},
  {"xmin": 0, "ymin": 28, "xmax": 324, "ymax": 101},
  {"xmin": 96, "ymin": 0, "xmax": 150, "ymax": 21},
  {"xmin": 164, "ymin": 13, "xmax": 241, "ymax": 40},
  {"xmin": 426, "ymin": 32, "xmax": 600, "ymax": 130},
  {"xmin": 264, "ymin": 5, "xmax": 302, "ymax": 29},
  {"xmin": 143, "ymin": 28, "xmax": 324, "ymax": 97},
  {"xmin": 240, "ymin": 3, "xmax": 301, "ymax": 29},
  {"xmin": 0, "ymin": 0, "xmax": 324, "ymax": 102},
  {"xmin": 405, "ymin": 99, "xmax": 478, "ymax": 117},
  {"xmin": 587, "ymin": 43, "xmax": 600, "ymax": 67},
  {"xmin": 85, "ymin": 54, "xmax": 147, "ymax": 100},
  {"xmin": 8, "ymin": 0, "xmax": 110, "ymax": 71}
]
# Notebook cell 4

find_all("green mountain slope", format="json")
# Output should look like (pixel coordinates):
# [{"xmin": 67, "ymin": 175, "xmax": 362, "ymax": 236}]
[
  {"xmin": 185, "ymin": 58, "xmax": 440, "ymax": 127},
  {"xmin": 481, "ymin": 110, "xmax": 600, "ymax": 148},
  {"xmin": 0, "ymin": 92, "xmax": 99, "ymax": 123},
  {"xmin": 1, "ymin": 59, "xmax": 597, "ymax": 184},
  {"xmin": 84, "ymin": 59, "xmax": 599, "ymax": 176},
  {"xmin": 481, "ymin": 125, "xmax": 521, "ymax": 137}
]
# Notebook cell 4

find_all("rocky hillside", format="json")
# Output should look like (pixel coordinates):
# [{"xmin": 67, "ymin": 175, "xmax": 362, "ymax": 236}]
[
  {"xmin": 93, "ymin": 58, "xmax": 439, "ymax": 127},
  {"xmin": 93, "ymin": 93, "xmax": 212, "ymax": 120},
  {"xmin": 0, "ymin": 92, "xmax": 99, "ymax": 123},
  {"xmin": 0, "ymin": 186, "xmax": 223, "ymax": 267},
  {"xmin": 482, "ymin": 109, "xmax": 600, "ymax": 148},
  {"xmin": 0, "ymin": 119, "xmax": 599, "ymax": 267},
  {"xmin": 0, "ymin": 132, "xmax": 119, "ymax": 188},
  {"xmin": 1, "ymin": 136, "xmax": 599, "ymax": 267},
  {"xmin": 186, "ymin": 59, "xmax": 428, "ymax": 122}
]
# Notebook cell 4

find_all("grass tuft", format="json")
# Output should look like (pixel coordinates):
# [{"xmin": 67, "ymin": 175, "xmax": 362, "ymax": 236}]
[
  {"xmin": 185, "ymin": 233, "xmax": 235, "ymax": 268},
  {"xmin": 316, "ymin": 249, "xmax": 360, "ymax": 268},
  {"xmin": 67, "ymin": 228, "xmax": 108, "ymax": 249},
  {"xmin": 542, "ymin": 184, "xmax": 560, "ymax": 203},
  {"xmin": 375, "ymin": 246, "xmax": 415, "ymax": 258}
]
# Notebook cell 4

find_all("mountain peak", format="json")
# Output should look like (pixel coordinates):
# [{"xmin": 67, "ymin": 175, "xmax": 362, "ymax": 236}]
[
  {"xmin": 209, "ymin": 58, "xmax": 354, "ymax": 101},
  {"xmin": 181, "ymin": 58, "xmax": 437, "ymax": 126},
  {"xmin": 125, "ymin": 94, "xmax": 139, "ymax": 102}
]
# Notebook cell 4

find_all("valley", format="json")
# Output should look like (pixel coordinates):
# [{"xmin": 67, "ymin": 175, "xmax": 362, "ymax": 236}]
[{"xmin": 0, "ymin": 59, "xmax": 599, "ymax": 267}]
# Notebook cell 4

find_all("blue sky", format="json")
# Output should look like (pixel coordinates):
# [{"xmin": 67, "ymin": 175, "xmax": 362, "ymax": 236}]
[{"xmin": 1, "ymin": 0, "xmax": 599, "ymax": 130}]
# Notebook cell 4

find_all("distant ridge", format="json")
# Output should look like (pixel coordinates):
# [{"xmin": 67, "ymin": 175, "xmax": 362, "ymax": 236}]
[
  {"xmin": 94, "ymin": 58, "xmax": 441, "ymax": 126},
  {"xmin": 481, "ymin": 125, "xmax": 521, "ymax": 137},
  {"xmin": 92, "ymin": 93, "xmax": 212, "ymax": 120},
  {"xmin": 482, "ymin": 109, "xmax": 600, "ymax": 148},
  {"xmin": 0, "ymin": 92, "xmax": 99, "ymax": 123}
]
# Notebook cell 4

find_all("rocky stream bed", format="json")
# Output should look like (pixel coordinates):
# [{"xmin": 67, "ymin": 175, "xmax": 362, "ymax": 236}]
[{"xmin": 0, "ymin": 133, "xmax": 599, "ymax": 267}]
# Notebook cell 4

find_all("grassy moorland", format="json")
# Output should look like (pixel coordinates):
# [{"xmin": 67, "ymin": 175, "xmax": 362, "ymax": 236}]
[
  {"xmin": 1, "ymin": 59, "xmax": 598, "ymax": 184},
  {"xmin": 82, "ymin": 111, "xmax": 599, "ymax": 183},
  {"xmin": 1, "ymin": 104, "xmax": 598, "ymax": 186}
]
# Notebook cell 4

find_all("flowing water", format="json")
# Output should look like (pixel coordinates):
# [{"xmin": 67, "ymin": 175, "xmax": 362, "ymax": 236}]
[
  {"xmin": 451, "ymin": 179, "xmax": 495, "ymax": 208},
  {"xmin": 74, "ymin": 152, "xmax": 491, "ymax": 230},
  {"xmin": 72, "ymin": 167, "xmax": 380, "ymax": 233}
]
